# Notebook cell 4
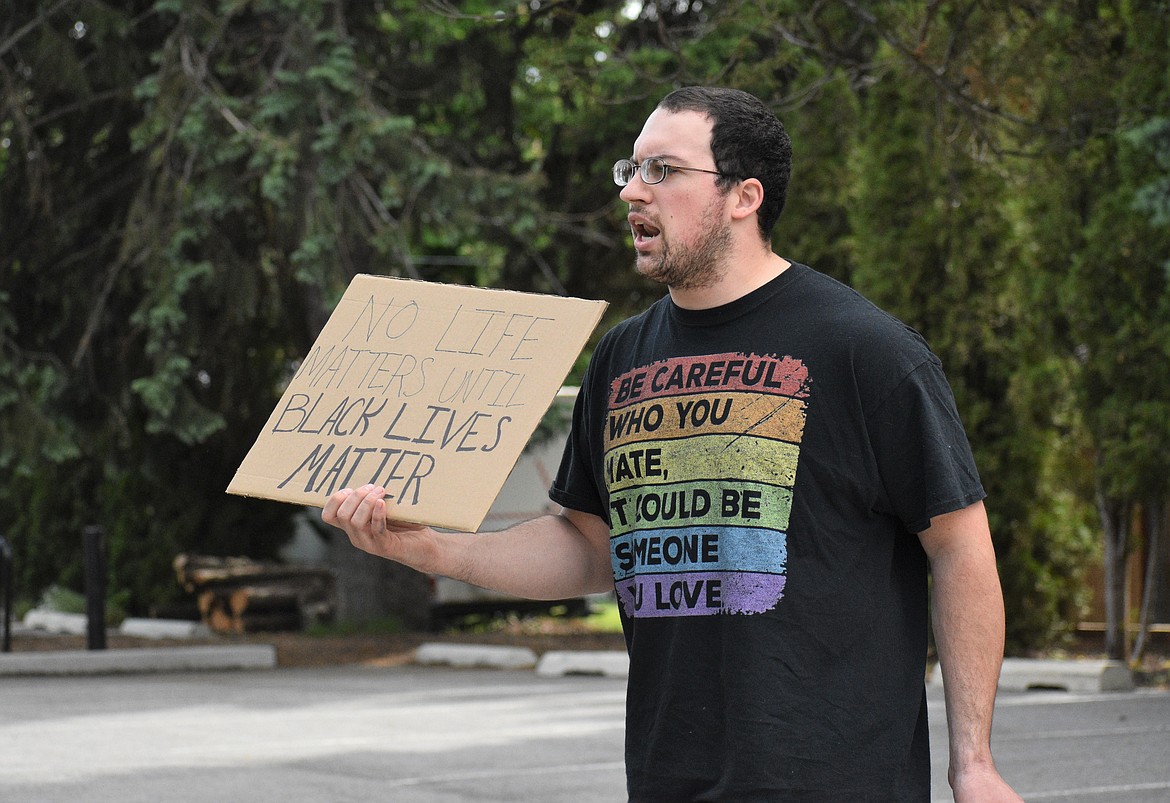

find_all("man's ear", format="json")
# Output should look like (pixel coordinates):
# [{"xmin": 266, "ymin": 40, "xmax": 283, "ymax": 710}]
[{"xmin": 729, "ymin": 178, "xmax": 764, "ymax": 222}]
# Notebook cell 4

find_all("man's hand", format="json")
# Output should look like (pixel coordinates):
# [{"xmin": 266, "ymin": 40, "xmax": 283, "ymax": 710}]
[
  {"xmin": 321, "ymin": 484, "xmax": 436, "ymax": 570},
  {"xmin": 951, "ymin": 763, "xmax": 1024, "ymax": 802}
]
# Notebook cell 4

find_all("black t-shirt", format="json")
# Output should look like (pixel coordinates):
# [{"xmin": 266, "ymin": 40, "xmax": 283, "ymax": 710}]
[{"xmin": 550, "ymin": 263, "xmax": 985, "ymax": 801}]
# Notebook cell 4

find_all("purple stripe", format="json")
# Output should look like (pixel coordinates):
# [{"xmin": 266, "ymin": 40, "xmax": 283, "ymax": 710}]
[{"xmin": 616, "ymin": 571, "xmax": 786, "ymax": 618}]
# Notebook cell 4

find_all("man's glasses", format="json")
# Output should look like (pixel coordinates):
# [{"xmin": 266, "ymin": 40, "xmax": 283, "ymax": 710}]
[{"xmin": 612, "ymin": 157, "xmax": 728, "ymax": 187}]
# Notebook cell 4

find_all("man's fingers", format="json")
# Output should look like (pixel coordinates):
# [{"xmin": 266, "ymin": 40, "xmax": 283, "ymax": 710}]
[
  {"xmin": 321, "ymin": 488, "xmax": 353, "ymax": 525},
  {"xmin": 370, "ymin": 497, "xmax": 387, "ymax": 536},
  {"xmin": 321, "ymin": 485, "xmax": 428, "ymax": 562},
  {"xmin": 351, "ymin": 486, "xmax": 385, "ymax": 529},
  {"xmin": 343, "ymin": 489, "xmax": 368, "ymax": 527},
  {"xmin": 321, "ymin": 485, "xmax": 386, "ymax": 532}
]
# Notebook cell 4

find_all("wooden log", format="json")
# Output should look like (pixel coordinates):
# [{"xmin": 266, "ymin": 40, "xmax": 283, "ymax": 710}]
[
  {"xmin": 228, "ymin": 586, "xmax": 300, "ymax": 617},
  {"xmin": 195, "ymin": 590, "xmax": 237, "ymax": 634},
  {"xmin": 174, "ymin": 553, "xmax": 335, "ymax": 592},
  {"xmin": 176, "ymin": 553, "xmax": 337, "ymax": 632}
]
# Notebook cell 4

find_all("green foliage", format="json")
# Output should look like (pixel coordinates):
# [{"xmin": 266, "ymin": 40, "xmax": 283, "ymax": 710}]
[
  {"xmin": 1128, "ymin": 117, "xmax": 1170, "ymax": 238},
  {"xmin": 583, "ymin": 599, "xmax": 625, "ymax": 634},
  {"xmin": 842, "ymin": 28, "xmax": 1087, "ymax": 648},
  {"xmin": 2, "ymin": 0, "xmax": 1167, "ymax": 649},
  {"xmin": 37, "ymin": 584, "xmax": 88, "ymax": 615}
]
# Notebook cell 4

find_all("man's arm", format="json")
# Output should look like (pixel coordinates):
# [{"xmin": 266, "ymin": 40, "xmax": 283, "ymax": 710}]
[
  {"xmin": 321, "ymin": 483, "xmax": 614, "ymax": 600},
  {"xmin": 919, "ymin": 500, "xmax": 1022, "ymax": 803}
]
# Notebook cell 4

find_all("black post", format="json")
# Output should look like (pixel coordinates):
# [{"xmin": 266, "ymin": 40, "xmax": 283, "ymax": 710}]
[
  {"xmin": 82, "ymin": 525, "xmax": 107, "ymax": 651},
  {"xmin": 0, "ymin": 534, "xmax": 11, "ymax": 653}
]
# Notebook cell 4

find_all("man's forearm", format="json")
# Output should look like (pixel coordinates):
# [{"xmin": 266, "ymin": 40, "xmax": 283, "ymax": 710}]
[
  {"xmin": 323, "ymin": 485, "xmax": 613, "ymax": 603},
  {"xmin": 930, "ymin": 537, "xmax": 1005, "ymax": 778},
  {"xmin": 442, "ymin": 510, "xmax": 615, "ymax": 600},
  {"xmin": 919, "ymin": 502, "xmax": 1021, "ymax": 801}
]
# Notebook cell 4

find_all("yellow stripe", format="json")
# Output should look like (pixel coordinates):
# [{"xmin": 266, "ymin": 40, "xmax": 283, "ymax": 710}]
[
  {"xmin": 605, "ymin": 434, "xmax": 799, "ymax": 491},
  {"xmin": 605, "ymin": 392, "xmax": 807, "ymax": 450}
]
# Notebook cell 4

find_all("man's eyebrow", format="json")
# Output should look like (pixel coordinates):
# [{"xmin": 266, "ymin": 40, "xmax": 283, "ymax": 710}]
[{"xmin": 631, "ymin": 152, "xmax": 683, "ymax": 163}]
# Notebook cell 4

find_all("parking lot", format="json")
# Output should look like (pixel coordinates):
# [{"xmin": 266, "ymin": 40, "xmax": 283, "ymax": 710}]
[{"xmin": 0, "ymin": 665, "xmax": 1167, "ymax": 802}]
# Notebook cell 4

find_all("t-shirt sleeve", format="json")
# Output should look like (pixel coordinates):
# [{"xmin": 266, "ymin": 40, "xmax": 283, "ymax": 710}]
[
  {"xmin": 549, "ymin": 367, "xmax": 609, "ymax": 521},
  {"xmin": 866, "ymin": 357, "xmax": 986, "ymax": 534}
]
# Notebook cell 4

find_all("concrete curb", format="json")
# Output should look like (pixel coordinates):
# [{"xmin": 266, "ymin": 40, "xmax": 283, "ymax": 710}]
[
  {"xmin": 415, "ymin": 643, "xmax": 538, "ymax": 670},
  {"xmin": 535, "ymin": 650, "xmax": 629, "ymax": 678},
  {"xmin": 930, "ymin": 657, "xmax": 1135, "ymax": 693},
  {"xmin": 21, "ymin": 612, "xmax": 212, "ymax": 640},
  {"xmin": 997, "ymin": 657, "xmax": 1134, "ymax": 693},
  {"xmin": 119, "ymin": 618, "xmax": 212, "ymax": 639},
  {"xmin": 21, "ymin": 610, "xmax": 88, "ymax": 636},
  {"xmin": 0, "ymin": 645, "xmax": 277, "ymax": 676},
  {"xmin": 412, "ymin": 645, "xmax": 629, "ymax": 677}
]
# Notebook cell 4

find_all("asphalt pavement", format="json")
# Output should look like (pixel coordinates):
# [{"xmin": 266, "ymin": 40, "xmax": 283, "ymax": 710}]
[{"xmin": 0, "ymin": 663, "xmax": 1167, "ymax": 802}]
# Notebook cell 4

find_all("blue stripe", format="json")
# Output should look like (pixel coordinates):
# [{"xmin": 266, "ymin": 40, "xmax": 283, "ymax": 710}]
[{"xmin": 610, "ymin": 525, "xmax": 788, "ymax": 581}]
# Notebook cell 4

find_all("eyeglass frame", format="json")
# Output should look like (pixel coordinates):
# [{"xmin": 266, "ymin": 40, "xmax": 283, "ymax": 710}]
[{"xmin": 612, "ymin": 157, "xmax": 733, "ymax": 187}]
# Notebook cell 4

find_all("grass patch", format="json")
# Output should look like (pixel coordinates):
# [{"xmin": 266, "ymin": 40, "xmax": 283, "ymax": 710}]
[
  {"xmin": 443, "ymin": 598, "xmax": 625, "ymax": 636},
  {"xmin": 582, "ymin": 600, "xmax": 623, "ymax": 633}
]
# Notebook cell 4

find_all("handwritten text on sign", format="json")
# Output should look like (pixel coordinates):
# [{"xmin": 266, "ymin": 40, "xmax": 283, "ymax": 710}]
[{"xmin": 227, "ymin": 275, "xmax": 606, "ymax": 532}]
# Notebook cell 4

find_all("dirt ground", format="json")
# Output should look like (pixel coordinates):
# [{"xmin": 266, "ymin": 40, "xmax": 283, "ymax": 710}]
[
  {"xmin": 7, "ymin": 618, "xmax": 628, "ymax": 670},
  {"xmin": 7, "ymin": 621, "xmax": 1167, "ymax": 687},
  {"xmin": 258, "ymin": 627, "xmax": 628, "ymax": 668}
]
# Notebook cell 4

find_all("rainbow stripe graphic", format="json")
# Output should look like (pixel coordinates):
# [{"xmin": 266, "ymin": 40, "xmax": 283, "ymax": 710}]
[{"xmin": 604, "ymin": 353, "xmax": 809, "ymax": 617}]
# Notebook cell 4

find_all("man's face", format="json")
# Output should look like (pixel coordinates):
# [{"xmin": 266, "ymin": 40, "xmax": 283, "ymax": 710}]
[{"xmin": 620, "ymin": 109, "xmax": 732, "ymax": 290}]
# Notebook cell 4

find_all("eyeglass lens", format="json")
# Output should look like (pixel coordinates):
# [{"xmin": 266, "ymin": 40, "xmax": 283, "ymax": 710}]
[{"xmin": 613, "ymin": 158, "xmax": 667, "ymax": 187}]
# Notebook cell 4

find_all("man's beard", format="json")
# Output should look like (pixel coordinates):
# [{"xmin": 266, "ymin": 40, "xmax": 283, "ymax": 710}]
[{"xmin": 635, "ymin": 202, "xmax": 732, "ymax": 291}]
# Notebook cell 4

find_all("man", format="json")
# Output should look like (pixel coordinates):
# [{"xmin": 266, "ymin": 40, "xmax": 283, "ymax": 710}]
[{"xmin": 324, "ymin": 86, "xmax": 1021, "ymax": 802}]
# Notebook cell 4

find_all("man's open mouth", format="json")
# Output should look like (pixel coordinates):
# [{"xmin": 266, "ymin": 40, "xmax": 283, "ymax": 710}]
[{"xmin": 629, "ymin": 214, "xmax": 661, "ymax": 244}]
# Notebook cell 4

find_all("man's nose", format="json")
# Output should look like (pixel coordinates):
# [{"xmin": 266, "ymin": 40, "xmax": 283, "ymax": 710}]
[{"xmin": 619, "ymin": 172, "xmax": 650, "ymax": 204}]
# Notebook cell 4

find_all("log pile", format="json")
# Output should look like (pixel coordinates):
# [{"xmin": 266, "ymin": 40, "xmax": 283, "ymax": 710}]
[{"xmin": 174, "ymin": 553, "xmax": 336, "ymax": 634}]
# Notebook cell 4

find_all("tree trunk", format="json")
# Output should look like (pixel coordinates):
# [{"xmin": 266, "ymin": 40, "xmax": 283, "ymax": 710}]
[
  {"xmin": 1131, "ymin": 498, "xmax": 1165, "ymax": 664},
  {"xmin": 1096, "ymin": 479, "xmax": 1130, "ymax": 661}
]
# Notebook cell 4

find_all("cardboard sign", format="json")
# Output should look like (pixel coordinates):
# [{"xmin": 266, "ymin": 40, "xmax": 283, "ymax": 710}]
[{"xmin": 227, "ymin": 275, "xmax": 606, "ymax": 531}]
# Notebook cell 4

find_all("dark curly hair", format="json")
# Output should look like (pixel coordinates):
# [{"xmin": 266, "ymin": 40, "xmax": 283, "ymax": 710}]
[{"xmin": 658, "ymin": 87, "xmax": 792, "ymax": 242}]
